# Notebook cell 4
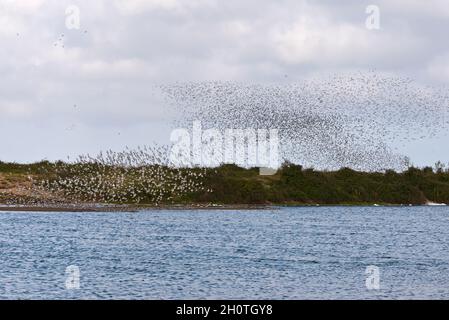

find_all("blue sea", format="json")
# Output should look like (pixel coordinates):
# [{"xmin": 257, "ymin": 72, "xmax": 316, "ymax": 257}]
[{"xmin": 1, "ymin": 206, "xmax": 449, "ymax": 299}]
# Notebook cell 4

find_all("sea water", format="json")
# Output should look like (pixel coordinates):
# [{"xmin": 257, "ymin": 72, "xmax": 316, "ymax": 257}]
[{"xmin": 1, "ymin": 206, "xmax": 449, "ymax": 299}]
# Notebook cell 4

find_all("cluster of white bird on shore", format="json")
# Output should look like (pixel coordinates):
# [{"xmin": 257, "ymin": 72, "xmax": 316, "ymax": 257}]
[{"xmin": 35, "ymin": 145, "xmax": 210, "ymax": 205}]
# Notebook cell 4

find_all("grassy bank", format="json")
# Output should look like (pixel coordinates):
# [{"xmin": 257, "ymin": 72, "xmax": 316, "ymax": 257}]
[{"xmin": 1, "ymin": 161, "xmax": 449, "ymax": 206}]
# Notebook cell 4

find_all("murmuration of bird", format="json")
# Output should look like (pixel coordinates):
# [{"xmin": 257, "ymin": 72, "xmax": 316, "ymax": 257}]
[{"xmin": 160, "ymin": 72, "xmax": 449, "ymax": 172}]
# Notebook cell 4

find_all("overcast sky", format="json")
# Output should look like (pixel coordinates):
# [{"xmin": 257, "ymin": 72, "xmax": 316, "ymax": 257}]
[{"xmin": 1, "ymin": 0, "xmax": 449, "ymax": 164}]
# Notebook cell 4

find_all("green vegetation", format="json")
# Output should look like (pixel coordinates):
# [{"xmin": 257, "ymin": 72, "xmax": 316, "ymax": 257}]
[
  {"xmin": 1, "ymin": 160, "xmax": 449, "ymax": 205},
  {"xmin": 189, "ymin": 163, "xmax": 449, "ymax": 205}
]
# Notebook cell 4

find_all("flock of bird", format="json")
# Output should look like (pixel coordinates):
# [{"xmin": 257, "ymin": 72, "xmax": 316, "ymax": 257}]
[
  {"xmin": 33, "ymin": 146, "xmax": 209, "ymax": 205},
  {"xmin": 161, "ymin": 72, "xmax": 449, "ymax": 171},
  {"xmin": 14, "ymin": 71, "xmax": 449, "ymax": 206}
]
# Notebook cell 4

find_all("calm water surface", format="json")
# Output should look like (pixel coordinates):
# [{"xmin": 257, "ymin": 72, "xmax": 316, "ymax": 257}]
[{"xmin": 1, "ymin": 206, "xmax": 449, "ymax": 299}]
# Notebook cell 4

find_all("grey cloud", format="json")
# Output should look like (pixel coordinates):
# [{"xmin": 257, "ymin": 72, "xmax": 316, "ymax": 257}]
[{"xmin": 1, "ymin": 0, "xmax": 449, "ymax": 163}]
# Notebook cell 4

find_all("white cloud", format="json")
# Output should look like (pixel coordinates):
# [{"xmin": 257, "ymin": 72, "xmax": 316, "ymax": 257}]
[
  {"xmin": 272, "ymin": 15, "xmax": 422, "ymax": 67},
  {"xmin": 0, "ymin": 0, "xmax": 448, "ymax": 162},
  {"xmin": 0, "ymin": 0, "xmax": 45, "ymax": 12},
  {"xmin": 427, "ymin": 53, "xmax": 449, "ymax": 82},
  {"xmin": 80, "ymin": 58, "xmax": 152, "ymax": 78},
  {"xmin": 0, "ymin": 14, "xmax": 24, "ymax": 36},
  {"xmin": 0, "ymin": 100, "xmax": 33, "ymax": 117},
  {"xmin": 221, "ymin": 20, "xmax": 252, "ymax": 37},
  {"xmin": 113, "ymin": 0, "xmax": 212, "ymax": 15},
  {"xmin": 385, "ymin": 0, "xmax": 449, "ymax": 18}
]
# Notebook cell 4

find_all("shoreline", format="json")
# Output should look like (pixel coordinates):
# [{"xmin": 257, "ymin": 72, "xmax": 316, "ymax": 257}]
[
  {"xmin": 0, "ymin": 202, "xmax": 447, "ymax": 212},
  {"xmin": 3, "ymin": 162, "xmax": 449, "ymax": 210},
  {"xmin": 0, "ymin": 204, "xmax": 274, "ymax": 212}
]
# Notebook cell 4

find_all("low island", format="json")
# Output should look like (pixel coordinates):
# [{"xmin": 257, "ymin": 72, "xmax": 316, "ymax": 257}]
[{"xmin": 1, "ymin": 160, "xmax": 449, "ymax": 211}]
